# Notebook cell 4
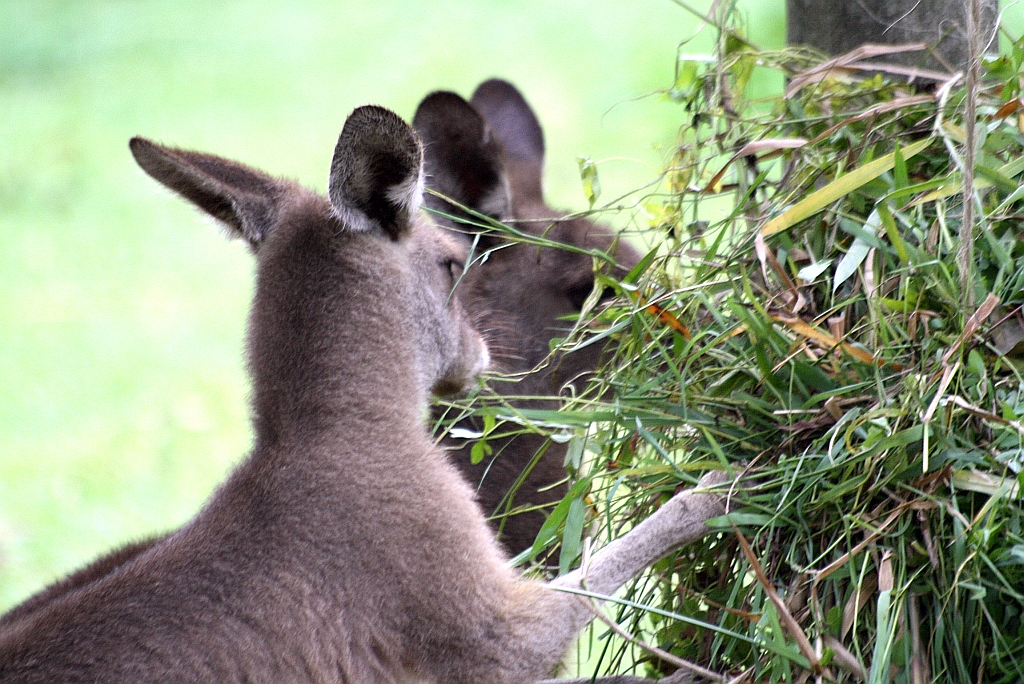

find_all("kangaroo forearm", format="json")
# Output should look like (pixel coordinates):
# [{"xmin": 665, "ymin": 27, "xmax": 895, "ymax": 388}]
[{"xmin": 549, "ymin": 485, "xmax": 722, "ymax": 600}]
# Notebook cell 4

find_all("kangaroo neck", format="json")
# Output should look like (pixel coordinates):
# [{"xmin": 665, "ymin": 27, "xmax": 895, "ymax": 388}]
[{"xmin": 245, "ymin": 228, "xmax": 427, "ymax": 453}]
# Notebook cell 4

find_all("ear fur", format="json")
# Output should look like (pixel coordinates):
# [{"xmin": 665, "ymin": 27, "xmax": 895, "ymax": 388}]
[
  {"xmin": 129, "ymin": 137, "xmax": 283, "ymax": 249},
  {"xmin": 328, "ymin": 105, "xmax": 424, "ymax": 242},
  {"xmin": 413, "ymin": 91, "xmax": 511, "ymax": 226},
  {"xmin": 470, "ymin": 79, "xmax": 545, "ymax": 169}
]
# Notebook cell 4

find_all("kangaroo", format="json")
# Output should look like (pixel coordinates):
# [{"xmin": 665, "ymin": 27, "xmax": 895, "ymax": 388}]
[
  {"xmin": 0, "ymin": 80, "xmax": 637, "ymax": 629},
  {"xmin": 0, "ymin": 106, "xmax": 724, "ymax": 683},
  {"xmin": 414, "ymin": 80, "xmax": 641, "ymax": 555}
]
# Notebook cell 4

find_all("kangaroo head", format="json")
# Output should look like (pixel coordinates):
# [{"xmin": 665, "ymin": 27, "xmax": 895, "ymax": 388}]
[
  {"xmin": 413, "ymin": 82, "xmax": 638, "ymax": 396},
  {"xmin": 413, "ymin": 90, "xmax": 512, "ymax": 247},
  {"xmin": 130, "ymin": 106, "xmax": 487, "ymax": 415},
  {"xmin": 326, "ymin": 106, "xmax": 489, "ymax": 398}
]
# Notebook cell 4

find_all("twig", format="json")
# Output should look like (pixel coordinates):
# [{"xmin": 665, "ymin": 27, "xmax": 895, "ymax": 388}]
[
  {"xmin": 960, "ymin": 0, "xmax": 983, "ymax": 307},
  {"xmin": 581, "ymin": 601, "xmax": 726, "ymax": 683},
  {"xmin": 785, "ymin": 43, "xmax": 930, "ymax": 98},
  {"xmin": 538, "ymin": 673, "xmax": 692, "ymax": 684},
  {"xmin": 730, "ymin": 523, "xmax": 821, "ymax": 674},
  {"xmin": 666, "ymin": 0, "xmax": 730, "ymax": 61},
  {"xmin": 665, "ymin": 0, "xmax": 725, "ymax": 33}
]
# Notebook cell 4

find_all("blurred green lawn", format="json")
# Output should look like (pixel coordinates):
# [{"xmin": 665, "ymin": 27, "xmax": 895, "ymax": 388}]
[{"xmin": 1, "ymin": 0, "xmax": 1017, "ymax": 614}]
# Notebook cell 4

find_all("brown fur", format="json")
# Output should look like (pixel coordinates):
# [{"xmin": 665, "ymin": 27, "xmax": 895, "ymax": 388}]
[
  {"xmin": 1, "ymin": 105, "xmax": 723, "ymax": 684},
  {"xmin": 414, "ymin": 80, "xmax": 641, "ymax": 554},
  {"xmin": 0, "ymin": 537, "xmax": 159, "ymax": 631}
]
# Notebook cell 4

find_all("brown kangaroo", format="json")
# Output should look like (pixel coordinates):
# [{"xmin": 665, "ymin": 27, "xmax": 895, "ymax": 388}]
[
  {"xmin": 0, "ymin": 106, "xmax": 724, "ymax": 683},
  {"xmin": 415, "ymin": 80, "xmax": 641, "ymax": 555}
]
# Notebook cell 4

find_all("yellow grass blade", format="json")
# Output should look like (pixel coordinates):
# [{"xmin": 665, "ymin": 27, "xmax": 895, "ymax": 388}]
[{"xmin": 761, "ymin": 137, "xmax": 933, "ymax": 237}]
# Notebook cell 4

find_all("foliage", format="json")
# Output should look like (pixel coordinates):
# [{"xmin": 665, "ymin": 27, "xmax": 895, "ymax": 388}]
[{"xmin": 447, "ymin": 11, "xmax": 1024, "ymax": 684}]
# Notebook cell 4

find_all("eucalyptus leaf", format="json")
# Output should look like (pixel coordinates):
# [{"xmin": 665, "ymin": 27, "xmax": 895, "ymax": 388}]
[
  {"xmin": 797, "ymin": 259, "xmax": 833, "ymax": 282},
  {"xmin": 833, "ymin": 210, "xmax": 878, "ymax": 292},
  {"xmin": 577, "ymin": 156, "xmax": 601, "ymax": 208}
]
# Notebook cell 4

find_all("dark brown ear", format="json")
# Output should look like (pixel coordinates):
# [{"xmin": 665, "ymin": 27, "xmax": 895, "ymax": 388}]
[
  {"xmin": 470, "ymin": 79, "xmax": 545, "ymax": 171},
  {"xmin": 328, "ymin": 105, "xmax": 424, "ymax": 242},
  {"xmin": 412, "ymin": 91, "xmax": 511, "ymax": 229},
  {"xmin": 130, "ymin": 137, "xmax": 284, "ymax": 249}
]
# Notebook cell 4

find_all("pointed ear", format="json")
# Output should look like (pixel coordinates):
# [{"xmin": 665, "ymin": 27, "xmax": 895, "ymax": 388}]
[
  {"xmin": 413, "ymin": 91, "xmax": 511, "ymax": 231},
  {"xmin": 470, "ymin": 79, "xmax": 545, "ymax": 170},
  {"xmin": 328, "ymin": 105, "xmax": 423, "ymax": 242},
  {"xmin": 130, "ymin": 137, "xmax": 284, "ymax": 249}
]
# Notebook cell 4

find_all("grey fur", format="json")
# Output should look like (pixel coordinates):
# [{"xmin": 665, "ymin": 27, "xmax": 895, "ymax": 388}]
[{"xmin": 329, "ymin": 106, "xmax": 426, "ymax": 239}]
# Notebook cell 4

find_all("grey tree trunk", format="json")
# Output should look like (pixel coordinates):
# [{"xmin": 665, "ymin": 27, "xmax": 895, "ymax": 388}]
[{"xmin": 786, "ymin": 0, "xmax": 999, "ymax": 73}]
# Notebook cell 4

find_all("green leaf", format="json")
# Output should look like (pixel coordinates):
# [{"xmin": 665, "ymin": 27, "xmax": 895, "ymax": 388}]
[
  {"xmin": 876, "ymin": 203, "xmax": 909, "ymax": 265},
  {"xmin": 912, "ymin": 156, "xmax": 1024, "ymax": 207},
  {"xmin": 998, "ymin": 155, "xmax": 1024, "ymax": 179},
  {"xmin": 833, "ymin": 210, "xmax": 877, "ymax": 292},
  {"xmin": 826, "ymin": 605, "xmax": 842, "ymax": 636},
  {"xmin": 577, "ymin": 156, "xmax": 601, "ymax": 208},
  {"xmin": 976, "ymin": 163, "xmax": 1020, "ymax": 194},
  {"xmin": 761, "ymin": 137, "xmax": 933, "ymax": 237},
  {"xmin": 880, "ymin": 297, "xmax": 911, "ymax": 312},
  {"xmin": 671, "ymin": 58, "xmax": 700, "ymax": 101},
  {"xmin": 558, "ymin": 496, "xmax": 586, "ymax": 574},
  {"xmin": 796, "ymin": 259, "xmax": 833, "ymax": 282},
  {"xmin": 470, "ymin": 439, "xmax": 492, "ymax": 465},
  {"xmin": 563, "ymin": 433, "xmax": 585, "ymax": 469},
  {"xmin": 867, "ymin": 589, "xmax": 895, "ymax": 684},
  {"xmin": 992, "ymin": 183, "xmax": 1024, "ymax": 214},
  {"xmin": 623, "ymin": 247, "xmax": 658, "ymax": 284},
  {"xmin": 968, "ymin": 349, "xmax": 986, "ymax": 378},
  {"xmin": 893, "ymin": 145, "xmax": 908, "ymax": 190},
  {"xmin": 530, "ymin": 477, "xmax": 591, "ymax": 557},
  {"xmin": 882, "ymin": 173, "xmax": 960, "ymax": 204}
]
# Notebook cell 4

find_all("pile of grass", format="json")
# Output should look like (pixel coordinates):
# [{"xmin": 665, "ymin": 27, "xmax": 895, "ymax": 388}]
[{"xmin": 441, "ymin": 12, "xmax": 1024, "ymax": 684}]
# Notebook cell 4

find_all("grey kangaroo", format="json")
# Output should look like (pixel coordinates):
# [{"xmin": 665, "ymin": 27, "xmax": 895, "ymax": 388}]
[
  {"xmin": 0, "ymin": 106, "xmax": 724, "ymax": 682},
  {"xmin": 0, "ymin": 80, "xmax": 639, "ymax": 633},
  {"xmin": 415, "ymin": 80, "xmax": 641, "ymax": 554}
]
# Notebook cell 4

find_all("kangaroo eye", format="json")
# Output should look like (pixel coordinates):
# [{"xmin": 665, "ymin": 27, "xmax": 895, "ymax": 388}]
[
  {"xmin": 442, "ymin": 258, "xmax": 464, "ymax": 281},
  {"xmin": 566, "ymin": 279, "xmax": 595, "ymax": 310},
  {"xmin": 567, "ymin": 279, "xmax": 615, "ymax": 310}
]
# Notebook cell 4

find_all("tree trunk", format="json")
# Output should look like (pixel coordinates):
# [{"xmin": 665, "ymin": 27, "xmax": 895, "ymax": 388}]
[{"xmin": 786, "ymin": 0, "xmax": 999, "ymax": 73}]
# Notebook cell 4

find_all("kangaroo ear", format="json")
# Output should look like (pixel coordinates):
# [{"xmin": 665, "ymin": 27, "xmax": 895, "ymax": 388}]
[
  {"xmin": 130, "ymin": 137, "xmax": 283, "ymax": 249},
  {"xmin": 470, "ymin": 79, "xmax": 545, "ymax": 171},
  {"xmin": 413, "ymin": 91, "xmax": 511, "ymax": 229},
  {"xmin": 328, "ymin": 105, "xmax": 424, "ymax": 242}
]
